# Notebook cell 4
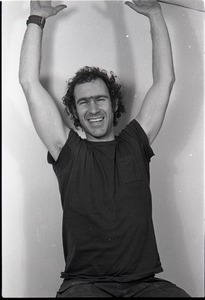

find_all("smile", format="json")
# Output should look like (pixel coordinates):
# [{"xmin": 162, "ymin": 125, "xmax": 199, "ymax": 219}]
[{"xmin": 87, "ymin": 117, "xmax": 104, "ymax": 123}]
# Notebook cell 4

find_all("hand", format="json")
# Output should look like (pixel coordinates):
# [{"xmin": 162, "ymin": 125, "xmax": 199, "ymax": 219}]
[
  {"xmin": 125, "ymin": 0, "xmax": 161, "ymax": 17},
  {"xmin": 30, "ymin": 0, "xmax": 67, "ymax": 18}
]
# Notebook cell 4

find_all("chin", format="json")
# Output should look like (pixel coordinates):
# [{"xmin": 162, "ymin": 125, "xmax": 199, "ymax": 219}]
[
  {"xmin": 88, "ymin": 130, "xmax": 107, "ymax": 138},
  {"xmin": 85, "ymin": 127, "xmax": 111, "ymax": 140}
]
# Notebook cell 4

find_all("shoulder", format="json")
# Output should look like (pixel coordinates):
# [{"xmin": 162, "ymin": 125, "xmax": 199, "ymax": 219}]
[
  {"xmin": 118, "ymin": 119, "xmax": 154, "ymax": 162},
  {"xmin": 47, "ymin": 128, "xmax": 83, "ymax": 165}
]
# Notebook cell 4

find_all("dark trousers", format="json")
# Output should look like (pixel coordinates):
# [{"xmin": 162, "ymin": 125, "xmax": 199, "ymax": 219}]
[{"xmin": 56, "ymin": 276, "xmax": 191, "ymax": 297}]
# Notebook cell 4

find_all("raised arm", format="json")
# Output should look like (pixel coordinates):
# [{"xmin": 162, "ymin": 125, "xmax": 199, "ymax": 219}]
[
  {"xmin": 19, "ymin": 0, "xmax": 69, "ymax": 161},
  {"xmin": 125, "ymin": 0, "xmax": 175, "ymax": 145}
]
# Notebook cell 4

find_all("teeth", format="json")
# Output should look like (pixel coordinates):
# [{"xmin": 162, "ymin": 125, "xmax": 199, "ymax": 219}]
[{"xmin": 88, "ymin": 118, "xmax": 103, "ymax": 122}]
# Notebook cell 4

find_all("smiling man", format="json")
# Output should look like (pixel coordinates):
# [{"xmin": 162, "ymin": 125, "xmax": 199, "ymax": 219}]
[{"xmin": 19, "ymin": 0, "xmax": 191, "ymax": 297}]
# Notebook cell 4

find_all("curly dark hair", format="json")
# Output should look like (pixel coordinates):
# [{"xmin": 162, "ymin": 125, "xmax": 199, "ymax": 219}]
[{"xmin": 62, "ymin": 66, "xmax": 125, "ymax": 129}]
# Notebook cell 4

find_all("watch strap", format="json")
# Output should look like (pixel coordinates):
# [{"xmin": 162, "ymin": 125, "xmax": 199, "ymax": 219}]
[{"xmin": 26, "ymin": 15, "xmax": 46, "ymax": 29}]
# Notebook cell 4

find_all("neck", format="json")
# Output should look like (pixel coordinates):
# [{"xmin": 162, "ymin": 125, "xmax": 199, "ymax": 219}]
[{"xmin": 85, "ymin": 132, "xmax": 115, "ymax": 142}]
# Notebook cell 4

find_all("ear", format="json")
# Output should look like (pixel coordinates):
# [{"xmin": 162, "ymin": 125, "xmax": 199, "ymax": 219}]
[
  {"xmin": 73, "ymin": 107, "xmax": 78, "ymax": 119},
  {"xmin": 72, "ymin": 107, "xmax": 81, "ymax": 126},
  {"xmin": 113, "ymin": 99, "xmax": 119, "ymax": 112}
]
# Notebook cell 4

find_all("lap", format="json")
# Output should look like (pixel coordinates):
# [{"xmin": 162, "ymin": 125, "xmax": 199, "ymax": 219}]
[
  {"xmin": 131, "ymin": 277, "xmax": 191, "ymax": 297},
  {"xmin": 56, "ymin": 277, "xmax": 191, "ymax": 298}
]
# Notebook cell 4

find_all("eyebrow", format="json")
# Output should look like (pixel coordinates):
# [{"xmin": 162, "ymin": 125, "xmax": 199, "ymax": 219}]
[{"xmin": 76, "ymin": 94, "xmax": 109, "ymax": 105}]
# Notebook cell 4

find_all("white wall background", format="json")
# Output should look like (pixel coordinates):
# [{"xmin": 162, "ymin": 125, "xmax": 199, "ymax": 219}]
[{"xmin": 2, "ymin": 0, "xmax": 204, "ymax": 297}]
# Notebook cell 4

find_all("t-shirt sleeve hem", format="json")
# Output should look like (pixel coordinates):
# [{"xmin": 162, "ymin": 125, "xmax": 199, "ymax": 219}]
[
  {"xmin": 47, "ymin": 130, "xmax": 74, "ymax": 166},
  {"xmin": 130, "ymin": 119, "xmax": 155, "ymax": 161}
]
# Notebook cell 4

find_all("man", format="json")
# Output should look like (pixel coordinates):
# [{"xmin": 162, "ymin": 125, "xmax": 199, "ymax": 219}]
[{"xmin": 19, "ymin": 0, "xmax": 190, "ymax": 297}]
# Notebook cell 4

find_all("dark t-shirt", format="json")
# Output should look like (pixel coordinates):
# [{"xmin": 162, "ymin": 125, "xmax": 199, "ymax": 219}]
[{"xmin": 47, "ymin": 119, "xmax": 163, "ymax": 282}]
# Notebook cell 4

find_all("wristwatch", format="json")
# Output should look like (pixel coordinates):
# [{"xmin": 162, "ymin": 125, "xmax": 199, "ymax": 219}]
[{"xmin": 26, "ymin": 15, "xmax": 46, "ymax": 29}]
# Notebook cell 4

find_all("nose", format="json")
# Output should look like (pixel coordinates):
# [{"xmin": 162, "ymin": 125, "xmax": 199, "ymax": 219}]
[{"xmin": 89, "ymin": 99, "xmax": 100, "ymax": 114}]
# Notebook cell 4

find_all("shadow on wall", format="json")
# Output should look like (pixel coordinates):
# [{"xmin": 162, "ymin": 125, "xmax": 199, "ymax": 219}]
[
  {"xmin": 4, "ymin": 95, "xmax": 65, "ymax": 297},
  {"xmin": 4, "ymin": 1, "xmax": 203, "ymax": 297}
]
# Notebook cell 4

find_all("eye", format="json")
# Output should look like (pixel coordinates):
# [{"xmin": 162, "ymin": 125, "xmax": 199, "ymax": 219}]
[
  {"xmin": 79, "ymin": 99, "xmax": 88, "ymax": 105},
  {"xmin": 97, "ymin": 97, "xmax": 105, "ymax": 102}
]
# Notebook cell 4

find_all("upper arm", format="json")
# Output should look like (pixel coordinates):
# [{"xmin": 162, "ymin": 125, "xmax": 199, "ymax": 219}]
[
  {"xmin": 21, "ymin": 81, "xmax": 70, "ymax": 161},
  {"xmin": 135, "ymin": 79, "xmax": 175, "ymax": 145}
]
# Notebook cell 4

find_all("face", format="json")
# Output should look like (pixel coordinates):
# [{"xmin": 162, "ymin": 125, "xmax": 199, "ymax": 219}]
[{"xmin": 74, "ymin": 78, "xmax": 116, "ymax": 142}]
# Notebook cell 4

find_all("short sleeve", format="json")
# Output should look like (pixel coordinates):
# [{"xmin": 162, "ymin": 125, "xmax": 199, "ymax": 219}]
[
  {"xmin": 47, "ymin": 129, "xmax": 82, "ymax": 176},
  {"xmin": 119, "ymin": 119, "xmax": 155, "ymax": 163},
  {"xmin": 131, "ymin": 119, "xmax": 154, "ymax": 161}
]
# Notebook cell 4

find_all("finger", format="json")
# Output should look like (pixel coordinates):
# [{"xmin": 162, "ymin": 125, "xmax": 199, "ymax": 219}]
[
  {"xmin": 125, "ymin": 1, "xmax": 137, "ymax": 10},
  {"xmin": 54, "ymin": 4, "xmax": 67, "ymax": 14}
]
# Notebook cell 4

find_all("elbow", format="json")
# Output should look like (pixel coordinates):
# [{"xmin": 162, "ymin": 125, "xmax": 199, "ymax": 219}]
[
  {"xmin": 19, "ymin": 70, "xmax": 31, "ymax": 90},
  {"xmin": 19, "ymin": 65, "xmax": 40, "ymax": 91},
  {"xmin": 19, "ymin": 78, "xmax": 31, "ymax": 95},
  {"xmin": 163, "ymin": 71, "xmax": 176, "ymax": 91},
  {"xmin": 19, "ymin": 72, "xmax": 38, "ymax": 94},
  {"xmin": 19, "ymin": 79, "xmax": 28, "ymax": 95},
  {"xmin": 168, "ymin": 65, "xmax": 176, "ymax": 87},
  {"xmin": 154, "ymin": 72, "xmax": 176, "ymax": 94},
  {"xmin": 170, "ymin": 71, "xmax": 176, "ymax": 88},
  {"xmin": 154, "ymin": 68, "xmax": 176, "ymax": 90},
  {"xmin": 19, "ymin": 77, "xmax": 27, "ymax": 90},
  {"xmin": 19, "ymin": 70, "xmax": 29, "ymax": 91},
  {"xmin": 165, "ymin": 66, "xmax": 176, "ymax": 86}
]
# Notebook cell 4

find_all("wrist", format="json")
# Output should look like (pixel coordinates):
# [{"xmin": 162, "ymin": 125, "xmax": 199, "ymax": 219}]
[
  {"xmin": 26, "ymin": 15, "xmax": 46, "ymax": 30},
  {"xmin": 148, "ymin": 9, "xmax": 164, "ymax": 22}
]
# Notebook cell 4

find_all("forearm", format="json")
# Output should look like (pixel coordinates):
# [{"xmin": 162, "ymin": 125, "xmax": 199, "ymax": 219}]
[
  {"xmin": 149, "ymin": 9, "xmax": 175, "ymax": 86},
  {"xmin": 19, "ymin": 24, "xmax": 43, "ymax": 87}
]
